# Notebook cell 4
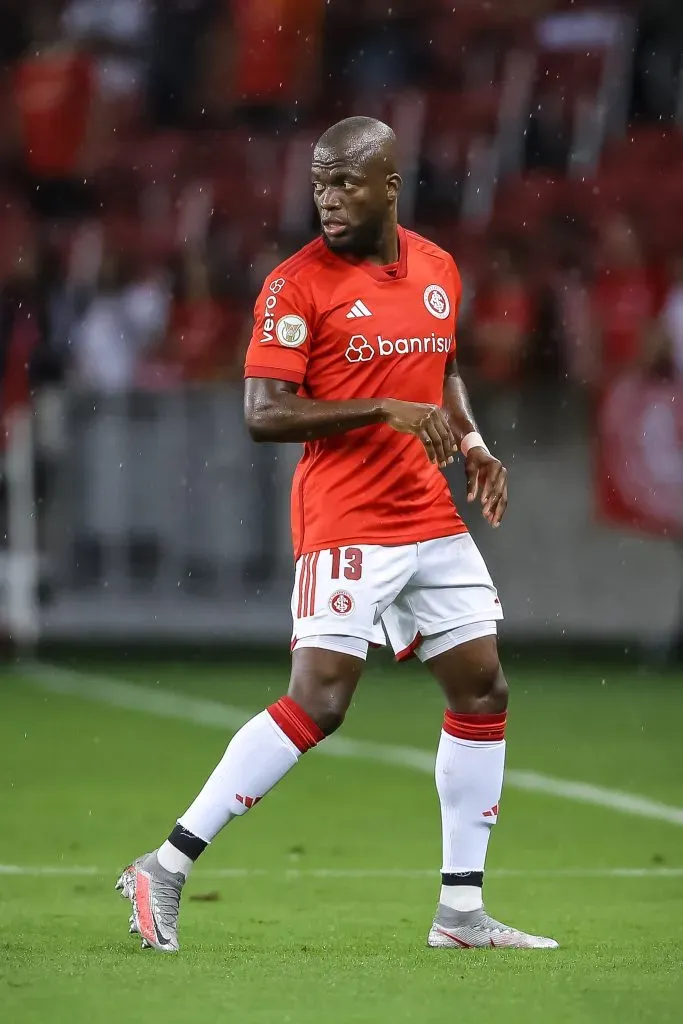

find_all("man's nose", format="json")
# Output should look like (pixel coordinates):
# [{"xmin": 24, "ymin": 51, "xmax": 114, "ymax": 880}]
[{"xmin": 319, "ymin": 188, "xmax": 342, "ymax": 210}]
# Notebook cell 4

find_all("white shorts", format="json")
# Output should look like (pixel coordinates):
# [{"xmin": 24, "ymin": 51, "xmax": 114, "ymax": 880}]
[{"xmin": 291, "ymin": 533, "xmax": 503, "ymax": 662}]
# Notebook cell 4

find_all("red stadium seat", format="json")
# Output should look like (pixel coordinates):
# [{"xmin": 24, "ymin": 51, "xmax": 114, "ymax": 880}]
[
  {"xmin": 424, "ymin": 88, "xmax": 502, "ymax": 148},
  {"xmin": 535, "ymin": 50, "xmax": 606, "ymax": 105}
]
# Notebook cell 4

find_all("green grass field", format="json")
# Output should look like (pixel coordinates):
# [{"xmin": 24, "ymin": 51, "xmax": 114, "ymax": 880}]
[{"xmin": 2, "ymin": 655, "xmax": 682, "ymax": 1023}]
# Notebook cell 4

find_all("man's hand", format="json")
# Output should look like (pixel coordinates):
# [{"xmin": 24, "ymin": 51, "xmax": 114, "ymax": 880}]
[
  {"xmin": 465, "ymin": 448, "xmax": 508, "ymax": 527},
  {"xmin": 382, "ymin": 399, "xmax": 455, "ymax": 468}
]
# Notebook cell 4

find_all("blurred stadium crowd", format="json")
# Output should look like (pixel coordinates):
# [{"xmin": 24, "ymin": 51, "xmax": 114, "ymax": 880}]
[{"xmin": 0, "ymin": 0, "xmax": 682, "ymax": 407}]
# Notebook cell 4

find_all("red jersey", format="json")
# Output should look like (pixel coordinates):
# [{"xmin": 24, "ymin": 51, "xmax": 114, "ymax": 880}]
[{"xmin": 244, "ymin": 226, "xmax": 467, "ymax": 556}]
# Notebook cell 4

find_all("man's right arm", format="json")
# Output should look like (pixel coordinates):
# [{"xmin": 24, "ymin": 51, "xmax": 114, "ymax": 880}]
[{"xmin": 244, "ymin": 378, "xmax": 456, "ymax": 467}]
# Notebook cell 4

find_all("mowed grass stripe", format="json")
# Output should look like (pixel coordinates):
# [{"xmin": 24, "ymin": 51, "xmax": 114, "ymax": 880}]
[
  {"xmin": 2, "ymin": 864, "xmax": 683, "ymax": 878},
  {"xmin": 20, "ymin": 661, "xmax": 683, "ymax": 828}
]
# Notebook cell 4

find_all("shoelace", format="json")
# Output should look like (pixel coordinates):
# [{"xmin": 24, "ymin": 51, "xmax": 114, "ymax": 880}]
[{"xmin": 477, "ymin": 915, "xmax": 517, "ymax": 934}]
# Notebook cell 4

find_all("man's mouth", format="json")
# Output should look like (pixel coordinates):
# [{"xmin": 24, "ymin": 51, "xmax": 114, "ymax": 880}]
[{"xmin": 322, "ymin": 220, "xmax": 347, "ymax": 238}]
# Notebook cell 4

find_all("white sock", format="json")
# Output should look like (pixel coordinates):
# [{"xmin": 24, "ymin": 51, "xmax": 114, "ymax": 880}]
[
  {"xmin": 175, "ymin": 698, "xmax": 322, "ymax": 865},
  {"xmin": 157, "ymin": 840, "xmax": 193, "ymax": 877},
  {"xmin": 436, "ymin": 711, "xmax": 507, "ymax": 912},
  {"xmin": 439, "ymin": 883, "xmax": 484, "ymax": 913}
]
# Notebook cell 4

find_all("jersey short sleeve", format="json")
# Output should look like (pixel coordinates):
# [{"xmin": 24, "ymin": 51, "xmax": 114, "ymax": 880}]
[
  {"xmin": 445, "ymin": 254, "xmax": 463, "ymax": 365},
  {"xmin": 244, "ymin": 273, "xmax": 315, "ymax": 385}
]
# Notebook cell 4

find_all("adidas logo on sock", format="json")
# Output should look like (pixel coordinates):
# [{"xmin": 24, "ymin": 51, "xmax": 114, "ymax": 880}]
[{"xmin": 236, "ymin": 794, "xmax": 262, "ymax": 809}]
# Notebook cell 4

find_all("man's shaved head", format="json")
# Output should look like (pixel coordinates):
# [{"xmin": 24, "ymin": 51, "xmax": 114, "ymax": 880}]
[
  {"xmin": 314, "ymin": 116, "xmax": 398, "ymax": 173},
  {"xmin": 311, "ymin": 117, "xmax": 402, "ymax": 259}
]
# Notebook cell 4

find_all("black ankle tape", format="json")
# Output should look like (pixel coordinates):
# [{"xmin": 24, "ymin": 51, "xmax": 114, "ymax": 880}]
[
  {"xmin": 168, "ymin": 824, "xmax": 207, "ymax": 862},
  {"xmin": 441, "ymin": 871, "xmax": 484, "ymax": 887}
]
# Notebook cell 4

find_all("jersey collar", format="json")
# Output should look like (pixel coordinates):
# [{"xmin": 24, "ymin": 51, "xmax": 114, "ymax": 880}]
[{"xmin": 327, "ymin": 225, "xmax": 409, "ymax": 282}]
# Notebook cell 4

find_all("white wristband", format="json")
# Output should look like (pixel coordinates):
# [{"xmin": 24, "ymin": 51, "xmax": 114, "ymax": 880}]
[{"xmin": 460, "ymin": 431, "xmax": 489, "ymax": 457}]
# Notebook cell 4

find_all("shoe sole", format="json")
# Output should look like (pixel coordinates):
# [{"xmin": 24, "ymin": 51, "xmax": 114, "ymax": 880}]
[
  {"xmin": 115, "ymin": 865, "xmax": 178, "ymax": 953},
  {"xmin": 427, "ymin": 926, "xmax": 559, "ymax": 950}
]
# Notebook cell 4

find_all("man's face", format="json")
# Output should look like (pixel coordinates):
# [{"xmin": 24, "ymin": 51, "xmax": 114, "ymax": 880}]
[{"xmin": 311, "ymin": 151, "xmax": 398, "ymax": 257}]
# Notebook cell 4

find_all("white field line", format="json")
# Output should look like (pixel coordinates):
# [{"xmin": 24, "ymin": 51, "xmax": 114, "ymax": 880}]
[
  {"xmin": 20, "ymin": 662, "xmax": 683, "ymax": 828},
  {"xmin": 2, "ymin": 865, "xmax": 683, "ymax": 880}
]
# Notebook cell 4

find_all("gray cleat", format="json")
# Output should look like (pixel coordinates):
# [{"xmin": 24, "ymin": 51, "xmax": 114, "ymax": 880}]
[
  {"xmin": 427, "ymin": 904, "xmax": 559, "ymax": 949},
  {"xmin": 115, "ymin": 851, "xmax": 185, "ymax": 952}
]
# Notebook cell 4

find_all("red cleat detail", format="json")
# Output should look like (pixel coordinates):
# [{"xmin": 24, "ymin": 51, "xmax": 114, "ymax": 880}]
[
  {"xmin": 134, "ymin": 870, "xmax": 157, "ymax": 944},
  {"xmin": 436, "ymin": 927, "xmax": 474, "ymax": 948}
]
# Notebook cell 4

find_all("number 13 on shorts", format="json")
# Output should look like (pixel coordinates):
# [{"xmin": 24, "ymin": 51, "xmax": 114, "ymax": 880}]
[
  {"xmin": 291, "ymin": 545, "xmax": 377, "ymax": 643},
  {"xmin": 294, "ymin": 547, "xmax": 363, "ymax": 619},
  {"xmin": 291, "ymin": 543, "xmax": 413, "ymax": 648},
  {"xmin": 330, "ymin": 546, "xmax": 363, "ymax": 582},
  {"xmin": 291, "ymin": 536, "xmax": 502, "ymax": 653}
]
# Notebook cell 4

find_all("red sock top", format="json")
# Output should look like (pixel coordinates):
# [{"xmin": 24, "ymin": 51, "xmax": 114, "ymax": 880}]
[
  {"xmin": 443, "ymin": 710, "xmax": 507, "ymax": 742},
  {"xmin": 268, "ymin": 696, "xmax": 325, "ymax": 753}
]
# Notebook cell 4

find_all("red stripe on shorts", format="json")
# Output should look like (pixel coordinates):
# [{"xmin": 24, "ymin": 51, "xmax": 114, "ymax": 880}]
[
  {"xmin": 297, "ymin": 554, "xmax": 310, "ymax": 618},
  {"xmin": 305, "ymin": 551, "xmax": 320, "ymax": 617},
  {"xmin": 395, "ymin": 632, "xmax": 423, "ymax": 661}
]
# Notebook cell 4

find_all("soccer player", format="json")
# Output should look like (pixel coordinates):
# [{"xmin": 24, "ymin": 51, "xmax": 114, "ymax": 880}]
[{"xmin": 117, "ymin": 117, "xmax": 558, "ymax": 952}]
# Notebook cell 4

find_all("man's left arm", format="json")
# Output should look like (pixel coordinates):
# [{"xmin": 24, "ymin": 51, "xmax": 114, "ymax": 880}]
[{"xmin": 443, "ymin": 360, "xmax": 508, "ymax": 528}]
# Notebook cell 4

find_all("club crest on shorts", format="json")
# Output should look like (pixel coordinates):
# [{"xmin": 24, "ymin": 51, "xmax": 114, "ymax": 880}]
[
  {"xmin": 423, "ymin": 284, "xmax": 450, "ymax": 320},
  {"xmin": 329, "ymin": 590, "xmax": 355, "ymax": 616},
  {"xmin": 276, "ymin": 314, "xmax": 308, "ymax": 347}
]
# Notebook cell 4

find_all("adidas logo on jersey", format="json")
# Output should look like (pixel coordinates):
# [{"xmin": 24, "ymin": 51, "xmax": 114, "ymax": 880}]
[{"xmin": 346, "ymin": 300, "xmax": 373, "ymax": 319}]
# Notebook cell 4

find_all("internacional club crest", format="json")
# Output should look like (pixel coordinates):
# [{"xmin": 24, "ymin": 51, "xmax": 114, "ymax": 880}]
[
  {"xmin": 275, "ymin": 314, "xmax": 308, "ymax": 347},
  {"xmin": 329, "ymin": 590, "xmax": 355, "ymax": 616},
  {"xmin": 423, "ymin": 284, "xmax": 450, "ymax": 320}
]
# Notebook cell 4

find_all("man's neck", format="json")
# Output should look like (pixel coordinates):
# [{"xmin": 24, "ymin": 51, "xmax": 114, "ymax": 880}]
[{"xmin": 365, "ymin": 220, "xmax": 400, "ymax": 267}]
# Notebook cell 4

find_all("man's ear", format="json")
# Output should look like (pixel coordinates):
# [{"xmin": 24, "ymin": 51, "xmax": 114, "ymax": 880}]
[{"xmin": 387, "ymin": 173, "xmax": 402, "ymax": 202}]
